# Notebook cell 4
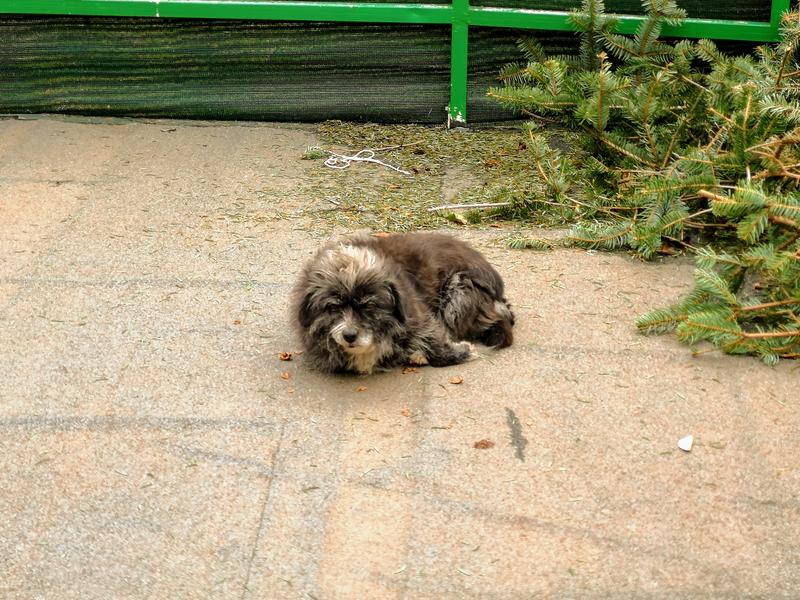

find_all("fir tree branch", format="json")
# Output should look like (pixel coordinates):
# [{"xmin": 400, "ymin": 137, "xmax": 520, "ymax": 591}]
[
  {"xmin": 664, "ymin": 95, "xmax": 707, "ymax": 169},
  {"xmin": 599, "ymin": 136, "xmax": 660, "ymax": 168},
  {"xmin": 487, "ymin": 2, "xmax": 800, "ymax": 361},
  {"xmin": 662, "ymin": 207, "xmax": 714, "ymax": 229},
  {"xmin": 708, "ymin": 107, "xmax": 736, "ymax": 127},
  {"xmin": 697, "ymin": 189, "xmax": 728, "ymax": 203},
  {"xmin": 769, "ymin": 215, "xmax": 800, "ymax": 230},
  {"xmin": 736, "ymin": 299, "xmax": 800, "ymax": 312},
  {"xmin": 740, "ymin": 330, "xmax": 800, "ymax": 339}
]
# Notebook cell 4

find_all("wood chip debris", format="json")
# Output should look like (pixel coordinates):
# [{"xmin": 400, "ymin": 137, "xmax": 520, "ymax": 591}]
[
  {"xmin": 449, "ymin": 375, "xmax": 464, "ymax": 385},
  {"xmin": 473, "ymin": 439, "xmax": 495, "ymax": 449},
  {"xmin": 278, "ymin": 352, "xmax": 293, "ymax": 361},
  {"xmin": 280, "ymin": 372, "xmax": 290, "ymax": 380}
]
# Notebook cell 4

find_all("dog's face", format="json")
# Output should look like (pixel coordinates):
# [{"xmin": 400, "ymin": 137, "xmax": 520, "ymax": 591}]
[
  {"xmin": 294, "ymin": 243, "xmax": 406, "ymax": 372},
  {"xmin": 317, "ymin": 283, "xmax": 401, "ymax": 351}
]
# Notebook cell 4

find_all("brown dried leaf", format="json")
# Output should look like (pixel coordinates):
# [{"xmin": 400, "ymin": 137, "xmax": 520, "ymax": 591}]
[
  {"xmin": 280, "ymin": 372, "xmax": 290, "ymax": 380},
  {"xmin": 449, "ymin": 376, "xmax": 464, "ymax": 385},
  {"xmin": 278, "ymin": 352, "xmax": 293, "ymax": 361},
  {"xmin": 355, "ymin": 385, "xmax": 368, "ymax": 392},
  {"xmin": 402, "ymin": 366, "xmax": 418, "ymax": 374},
  {"xmin": 473, "ymin": 439, "xmax": 495, "ymax": 449}
]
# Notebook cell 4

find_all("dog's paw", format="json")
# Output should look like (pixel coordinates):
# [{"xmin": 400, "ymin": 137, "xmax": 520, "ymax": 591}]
[
  {"xmin": 426, "ymin": 340, "xmax": 478, "ymax": 368},
  {"xmin": 455, "ymin": 341, "xmax": 479, "ymax": 362},
  {"xmin": 408, "ymin": 350, "xmax": 430, "ymax": 366}
]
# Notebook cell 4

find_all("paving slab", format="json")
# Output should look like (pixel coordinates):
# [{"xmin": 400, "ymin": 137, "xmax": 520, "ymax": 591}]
[{"xmin": 0, "ymin": 116, "xmax": 798, "ymax": 600}]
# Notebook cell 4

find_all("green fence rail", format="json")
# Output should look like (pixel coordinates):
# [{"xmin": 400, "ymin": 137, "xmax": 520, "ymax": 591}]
[{"xmin": 1, "ymin": 0, "xmax": 792, "ymax": 124}]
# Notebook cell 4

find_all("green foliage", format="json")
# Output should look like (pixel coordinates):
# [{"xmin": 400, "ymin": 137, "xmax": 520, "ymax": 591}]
[
  {"xmin": 489, "ymin": 1, "xmax": 800, "ymax": 361},
  {"xmin": 505, "ymin": 236, "xmax": 556, "ymax": 250},
  {"xmin": 464, "ymin": 209, "xmax": 484, "ymax": 224},
  {"xmin": 568, "ymin": 0, "xmax": 620, "ymax": 70},
  {"xmin": 301, "ymin": 146, "xmax": 328, "ymax": 160}
]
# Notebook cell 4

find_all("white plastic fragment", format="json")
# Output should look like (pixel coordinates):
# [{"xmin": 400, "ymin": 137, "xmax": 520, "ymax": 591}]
[{"xmin": 678, "ymin": 435, "xmax": 694, "ymax": 452}]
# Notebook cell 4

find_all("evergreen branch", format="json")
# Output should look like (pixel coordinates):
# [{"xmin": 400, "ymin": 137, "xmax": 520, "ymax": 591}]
[
  {"xmin": 693, "ymin": 268, "xmax": 738, "ymax": 304},
  {"xmin": 497, "ymin": 63, "xmax": 531, "ymax": 85},
  {"xmin": 660, "ymin": 95, "xmax": 704, "ymax": 168},
  {"xmin": 639, "ymin": 180, "xmax": 715, "ymax": 196},
  {"xmin": 567, "ymin": 220, "xmax": 635, "ymax": 249},
  {"xmin": 740, "ymin": 329, "xmax": 800, "ymax": 339},
  {"xmin": 598, "ymin": 133, "xmax": 660, "ymax": 168},
  {"xmin": 770, "ymin": 214, "xmax": 800, "ymax": 230},
  {"xmin": 708, "ymin": 107, "xmax": 736, "ymax": 127},
  {"xmin": 486, "ymin": 88, "xmax": 577, "ymax": 113},
  {"xmin": 736, "ymin": 298, "xmax": 800, "ymax": 312},
  {"xmin": 516, "ymin": 37, "xmax": 548, "ymax": 64},
  {"xmin": 506, "ymin": 236, "xmax": 556, "ymax": 250},
  {"xmin": 662, "ymin": 207, "xmax": 713, "ymax": 229},
  {"xmin": 486, "ymin": 3, "xmax": 800, "ymax": 361},
  {"xmin": 775, "ymin": 12, "xmax": 800, "ymax": 88},
  {"xmin": 695, "ymin": 39, "xmax": 723, "ymax": 63},
  {"xmin": 636, "ymin": 306, "xmax": 688, "ymax": 332}
]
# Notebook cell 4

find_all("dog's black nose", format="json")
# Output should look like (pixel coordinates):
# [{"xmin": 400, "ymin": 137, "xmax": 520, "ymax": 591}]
[{"xmin": 342, "ymin": 329, "xmax": 358, "ymax": 344}]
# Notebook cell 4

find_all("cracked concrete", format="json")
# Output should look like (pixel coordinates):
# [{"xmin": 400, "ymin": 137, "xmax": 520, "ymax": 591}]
[{"xmin": 1, "ymin": 116, "xmax": 798, "ymax": 599}]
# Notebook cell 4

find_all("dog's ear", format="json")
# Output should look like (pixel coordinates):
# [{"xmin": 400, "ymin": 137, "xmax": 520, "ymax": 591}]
[
  {"xmin": 296, "ymin": 292, "xmax": 316, "ymax": 328},
  {"xmin": 387, "ymin": 282, "xmax": 406, "ymax": 323}
]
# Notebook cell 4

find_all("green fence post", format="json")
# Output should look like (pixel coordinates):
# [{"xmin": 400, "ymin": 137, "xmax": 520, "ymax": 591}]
[{"xmin": 448, "ymin": 0, "xmax": 469, "ymax": 127}]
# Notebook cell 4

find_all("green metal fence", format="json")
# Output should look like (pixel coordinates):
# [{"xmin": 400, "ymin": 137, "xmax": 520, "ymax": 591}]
[{"xmin": 1, "ymin": 0, "xmax": 792, "ymax": 124}]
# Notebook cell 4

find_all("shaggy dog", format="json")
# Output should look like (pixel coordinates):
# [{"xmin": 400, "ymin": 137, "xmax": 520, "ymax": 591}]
[{"xmin": 291, "ymin": 231, "xmax": 514, "ymax": 374}]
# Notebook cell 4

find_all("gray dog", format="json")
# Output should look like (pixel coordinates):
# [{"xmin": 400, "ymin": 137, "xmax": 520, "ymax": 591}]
[{"xmin": 291, "ymin": 231, "xmax": 514, "ymax": 374}]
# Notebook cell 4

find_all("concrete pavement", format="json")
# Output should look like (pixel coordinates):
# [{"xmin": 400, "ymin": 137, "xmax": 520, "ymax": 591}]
[{"xmin": 1, "ymin": 116, "xmax": 798, "ymax": 599}]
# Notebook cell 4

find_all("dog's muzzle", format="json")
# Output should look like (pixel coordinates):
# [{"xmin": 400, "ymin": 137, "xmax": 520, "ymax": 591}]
[
  {"xmin": 342, "ymin": 327, "xmax": 358, "ymax": 345},
  {"xmin": 331, "ymin": 321, "xmax": 374, "ymax": 354}
]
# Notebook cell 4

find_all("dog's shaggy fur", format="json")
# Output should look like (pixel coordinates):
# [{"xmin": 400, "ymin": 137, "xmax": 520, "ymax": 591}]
[{"xmin": 291, "ymin": 231, "xmax": 514, "ymax": 374}]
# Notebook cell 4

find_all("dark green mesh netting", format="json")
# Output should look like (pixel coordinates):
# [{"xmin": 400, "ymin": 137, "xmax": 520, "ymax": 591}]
[{"xmin": 0, "ymin": 0, "xmax": 770, "ymax": 123}]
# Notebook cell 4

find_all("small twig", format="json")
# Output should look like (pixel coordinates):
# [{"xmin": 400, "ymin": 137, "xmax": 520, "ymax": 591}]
[
  {"xmin": 708, "ymin": 107, "xmax": 736, "ymax": 127},
  {"xmin": 428, "ymin": 202, "xmax": 510, "ymax": 212},
  {"xmin": 697, "ymin": 189, "xmax": 728, "ymax": 203},
  {"xmin": 662, "ymin": 235, "xmax": 699, "ymax": 252},
  {"xmin": 662, "ymin": 207, "xmax": 714, "ymax": 230}
]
